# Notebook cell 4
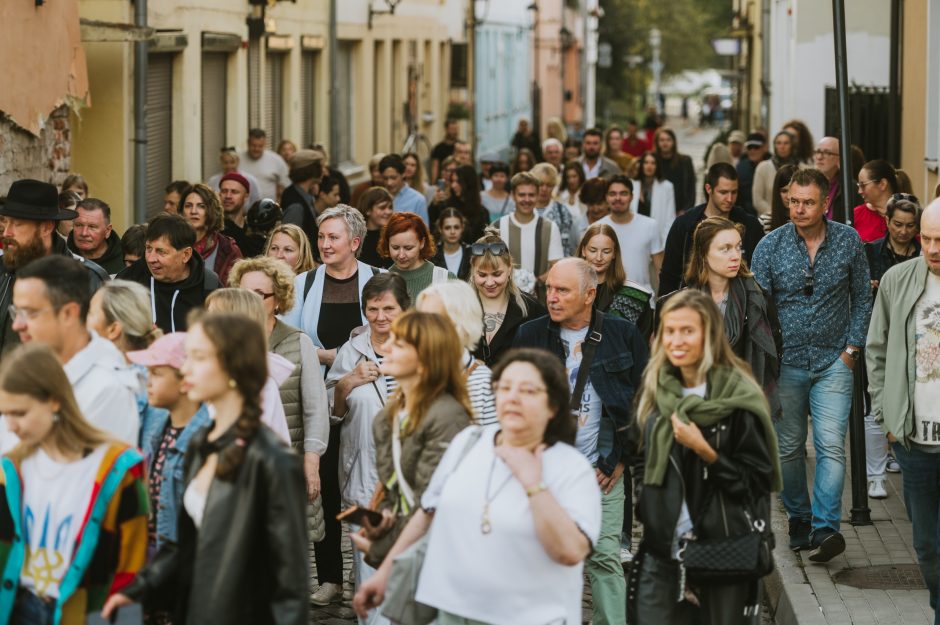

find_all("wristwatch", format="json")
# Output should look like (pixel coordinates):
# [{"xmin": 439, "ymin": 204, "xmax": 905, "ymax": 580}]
[{"xmin": 844, "ymin": 346, "xmax": 860, "ymax": 360}]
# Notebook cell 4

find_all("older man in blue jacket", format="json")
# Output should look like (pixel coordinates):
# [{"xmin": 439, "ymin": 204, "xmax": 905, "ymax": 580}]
[{"xmin": 514, "ymin": 257, "xmax": 649, "ymax": 625}]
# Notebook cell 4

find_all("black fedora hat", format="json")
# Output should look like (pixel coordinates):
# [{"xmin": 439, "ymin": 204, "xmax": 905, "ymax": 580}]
[{"xmin": 0, "ymin": 179, "xmax": 78, "ymax": 221}]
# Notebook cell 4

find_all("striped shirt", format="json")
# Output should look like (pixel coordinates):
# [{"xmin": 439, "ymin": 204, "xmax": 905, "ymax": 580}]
[
  {"xmin": 464, "ymin": 350, "xmax": 498, "ymax": 427},
  {"xmin": 375, "ymin": 354, "xmax": 399, "ymax": 398}
]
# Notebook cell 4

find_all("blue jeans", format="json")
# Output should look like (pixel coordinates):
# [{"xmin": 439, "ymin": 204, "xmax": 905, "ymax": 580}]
[
  {"xmin": 892, "ymin": 442, "xmax": 940, "ymax": 623},
  {"xmin": 10, "ymin": 590, "xmax": 55, "ymax": 625},
  {"xmin": 776, "ymin": 359, "xmax": 854, "ymax": 539}
]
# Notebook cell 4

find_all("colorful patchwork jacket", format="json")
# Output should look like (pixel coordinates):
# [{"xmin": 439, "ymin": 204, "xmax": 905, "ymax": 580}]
[{"xmin": 0, "ymin": 443, "xmax": 149, "ymax": 625}]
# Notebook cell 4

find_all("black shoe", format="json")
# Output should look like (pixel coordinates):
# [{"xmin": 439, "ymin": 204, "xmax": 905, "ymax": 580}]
[
  {"xmin": 788, "ymin": 518, "xmax": 812, "ymax": 551},
  {"xmin": 808, "ymin": 531, "xmax": 845, "ymax": 562}
]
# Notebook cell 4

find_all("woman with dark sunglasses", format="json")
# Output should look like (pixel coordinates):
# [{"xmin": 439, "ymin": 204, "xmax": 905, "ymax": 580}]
[{"xmin": 468, "ymin": 233, "xmax": 545, "ymax": 367}]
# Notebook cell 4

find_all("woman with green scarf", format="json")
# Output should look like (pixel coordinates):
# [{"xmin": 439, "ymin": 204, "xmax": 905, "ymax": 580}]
[{"xmin": 630, "ymin": 290, "xmax": 782, "ymax": 625}]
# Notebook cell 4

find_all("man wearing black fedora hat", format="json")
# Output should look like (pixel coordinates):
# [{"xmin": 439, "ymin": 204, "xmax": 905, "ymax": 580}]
[{"xmin": 0, "ymin": 179, "xmax": 109, "ymax": 356}]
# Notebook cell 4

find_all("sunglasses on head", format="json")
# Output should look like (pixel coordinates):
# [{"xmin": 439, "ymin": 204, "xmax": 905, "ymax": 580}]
[
  {"xmin": 471, "ymin": 242, "xmax": 510, "ymax": 257},
  {"xmin": 803, "ymin": 266, "xmax": 814, "ymax": 297}
]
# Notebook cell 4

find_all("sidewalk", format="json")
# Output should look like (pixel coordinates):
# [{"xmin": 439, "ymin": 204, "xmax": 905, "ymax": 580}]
[{"xmin": 765, "ymin": 444, "xmax": 934, "ymax": 625}]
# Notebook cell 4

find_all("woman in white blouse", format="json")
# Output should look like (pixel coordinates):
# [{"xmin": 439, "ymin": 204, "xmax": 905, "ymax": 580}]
[
  {"xmin": 353, "ymin": 348, "xmax": 601, "ymax": 625},
  {"xmin": 631, "ymin": 151, "xmax": 677, "ymax": 239}
]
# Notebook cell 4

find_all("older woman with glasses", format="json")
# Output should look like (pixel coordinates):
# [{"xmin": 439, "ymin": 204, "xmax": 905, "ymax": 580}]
[
  {"xmin": 354, "ymin": 348, "xmax": 601, "ymax": 625},
  {"xmin": 468, "ymin": 233, "xmax": 545, "ymax": 367}
]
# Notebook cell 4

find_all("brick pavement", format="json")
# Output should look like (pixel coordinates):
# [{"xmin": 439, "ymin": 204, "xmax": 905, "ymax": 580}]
[{"xmin": 765, "ymin": 444, "xmax": 935, "ymax": 625}]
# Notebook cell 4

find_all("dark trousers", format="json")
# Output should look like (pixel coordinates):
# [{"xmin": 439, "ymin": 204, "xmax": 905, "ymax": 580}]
[
  {"xmin": 892, "ymin": 441, "xmax": 940, "ymax": 623},
  {"xmin": 11, "ymin": 590, "xmax": 54, "ymax": 625},
  {"xmin": 313, "ymin": 425, "xmax": 344, "ymax": 585},
  {"xmin": 621, "ymin": 465, "xmax": 634, "ymax": 548}
]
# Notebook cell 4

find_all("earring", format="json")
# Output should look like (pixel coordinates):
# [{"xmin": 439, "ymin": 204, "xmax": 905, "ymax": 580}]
[
  {"xmin": 228, "ymin": 379, "xmax": 238, "ymax": 389},
  {"xmin": 52, "ymin": 412, "xmax": 60, "ymax": 424}
]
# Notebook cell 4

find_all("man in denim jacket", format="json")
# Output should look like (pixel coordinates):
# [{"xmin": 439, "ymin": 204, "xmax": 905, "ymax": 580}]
[{"xmin": 514, "ymin": 257, "xmax": 649, "ymax": 625}]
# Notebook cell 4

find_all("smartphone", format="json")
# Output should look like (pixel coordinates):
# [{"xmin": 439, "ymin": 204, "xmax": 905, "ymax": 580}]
[
  {"xmin": 337, "ymin": 505, "xmax": 384, "ymax": 527},
  {"xmin": 436, "ymin": 178, "xmax": 446, "ymax": 190}
]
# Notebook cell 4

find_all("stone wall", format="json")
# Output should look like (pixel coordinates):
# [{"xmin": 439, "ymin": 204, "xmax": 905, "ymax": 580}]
[{"xmin": 0, "ymin": 105, "xmax": 72, "ymax": 196}]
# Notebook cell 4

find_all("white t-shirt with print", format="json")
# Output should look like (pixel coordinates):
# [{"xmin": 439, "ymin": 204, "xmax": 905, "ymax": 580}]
[
  {"xmin": 913, "ymin": 271, "xmax": 940, "ymax": 446},
  {"xmin": 560, "ymin": 326, "xmax": 603, "ymax": 463},
  {"xmin": 444, "ymin": 248, "xmax": 464, "ymax": 276},
  {"xmin": 20, "ymin": 445, "xmax": 108, "ymax": 599},
  {"xmin": 598, "ymin": 213, "xmax": 663, "ymax": 292},
  {"xmin": 497, "ymin": 214, "xmax": 564, "ymax": 275},
  {"xmin": 418, "ymin": 427, "xmax": 601, "ymax": 625}
]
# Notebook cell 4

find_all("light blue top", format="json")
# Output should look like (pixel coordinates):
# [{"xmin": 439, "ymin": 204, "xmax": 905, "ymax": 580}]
[{"xmin": 393, "ymin": 185, "xmax": 430, "ymax": 225}]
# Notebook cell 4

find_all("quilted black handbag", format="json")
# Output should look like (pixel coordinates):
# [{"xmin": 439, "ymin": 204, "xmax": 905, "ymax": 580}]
[{"xmin": 678, "ymin": 513, "xmax": 774, "ymax": 583}]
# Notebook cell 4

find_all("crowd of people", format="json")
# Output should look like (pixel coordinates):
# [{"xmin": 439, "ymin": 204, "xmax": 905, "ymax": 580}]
[{"xmin": 0, "ymin": 115, "xmax": 936, "ymax": 625}]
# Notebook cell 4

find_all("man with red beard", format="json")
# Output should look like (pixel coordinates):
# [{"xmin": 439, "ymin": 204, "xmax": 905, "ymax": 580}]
[{"xmin": 0, "ymin": 179, "xmax": 109, "ymax": 356}]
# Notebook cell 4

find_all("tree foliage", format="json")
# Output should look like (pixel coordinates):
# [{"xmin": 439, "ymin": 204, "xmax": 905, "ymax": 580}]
[{"xmin": 596, "ymin": 0, "xmax": 731, "ymax": 114}]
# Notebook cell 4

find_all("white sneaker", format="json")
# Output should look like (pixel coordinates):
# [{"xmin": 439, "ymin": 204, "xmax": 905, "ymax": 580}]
[
  {"xmin": 868, "ymin": 478, "xmax": 888, "ymax": 499},
  {"xmin": 886, "ymin": 457, "xmax": 901, "ymax": 473},
  {"xmin": 311, "ymin": 582, "xmax": 343, "ymax": 606},
  {"xmin": 620, "ymin": 547, "xmax": 634, "ymax": 564}
]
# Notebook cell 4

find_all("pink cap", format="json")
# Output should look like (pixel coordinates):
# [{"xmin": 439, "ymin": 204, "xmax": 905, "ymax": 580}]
[{"xmin": 127, "ymin": 332, "xmax": 187, "ymax": 370}]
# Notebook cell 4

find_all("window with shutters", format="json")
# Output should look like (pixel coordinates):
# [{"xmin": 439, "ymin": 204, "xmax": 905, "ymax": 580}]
[
  {"xmin": 201, "ymin": 52, "xmax": 228, "ymax": 181},
  {"xmin": 265, "ymin": 50, "xmax": 286, "ymax": 146},
  {"xmin": 301, "ymin": 51, "xmax": 319, "ymax": 148},
  {"xmin": 145, "ymin": 54, "xmax": 173, "ymax": 217},
  {"xmin": 335, "ymin": 41, "xmax": 355, "ymax": 163},
  {"xmin": 248, "ymin": 39, "xmax": 262, "ymax": 130}
]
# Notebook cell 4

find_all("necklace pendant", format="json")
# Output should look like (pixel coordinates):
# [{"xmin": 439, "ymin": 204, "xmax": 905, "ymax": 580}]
[{"xmin": 481, "ymin": 518, "xmax": 492, "ymax": 535}]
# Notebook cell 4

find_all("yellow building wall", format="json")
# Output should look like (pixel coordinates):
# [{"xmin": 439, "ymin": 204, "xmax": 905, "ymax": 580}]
[{"xmin": 899, "ymin": 0, "xmax": 938, "ymax": 200}]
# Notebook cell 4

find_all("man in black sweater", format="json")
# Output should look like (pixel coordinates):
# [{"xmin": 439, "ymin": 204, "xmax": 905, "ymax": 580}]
[{"xmin": 657, "ymin": 162, "xmax": 764, "ymax": 297}]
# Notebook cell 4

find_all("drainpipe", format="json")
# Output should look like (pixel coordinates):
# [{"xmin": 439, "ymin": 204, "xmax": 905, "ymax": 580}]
[
  {"xmin": 328, "ymin": 0, "xmax": 339, "ymax": 160},
  {"xmin": 133, "ymin": 0, "xmax": 148, "ymax": 223}
]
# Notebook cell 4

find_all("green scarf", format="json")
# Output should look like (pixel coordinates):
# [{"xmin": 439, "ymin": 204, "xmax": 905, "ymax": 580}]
[{"xmin": 644, "ymin": 364, "xmax": 782, "ymax": 491}]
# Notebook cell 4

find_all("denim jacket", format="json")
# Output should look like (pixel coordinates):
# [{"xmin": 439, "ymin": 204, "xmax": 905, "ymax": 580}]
[
  {"xmin": 513, "ymin": 310, "xmax": 649, "ymax": 475},
  {"xmin": 139, "ymin": 403, "xmax": 212, "ymax": 549}
]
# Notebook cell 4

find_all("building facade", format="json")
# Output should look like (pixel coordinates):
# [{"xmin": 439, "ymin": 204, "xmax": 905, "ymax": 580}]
[{"xmin": 70, "ymin": 0, "xmax": 469, "ymax": 231}]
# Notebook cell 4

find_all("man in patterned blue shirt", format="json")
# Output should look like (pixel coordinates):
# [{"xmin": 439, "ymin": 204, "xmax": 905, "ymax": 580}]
[{"xmin": 751, "ymin": 168, "xmax": 872, "ymax": 563}]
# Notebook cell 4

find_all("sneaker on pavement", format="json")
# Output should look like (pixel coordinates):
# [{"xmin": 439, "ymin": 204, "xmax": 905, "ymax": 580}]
[
  {"xmin": 788, "ymin": 518, "xmax": 812, "ymax": 551},
  {"xmin": 886, "ymin": 456, "xmax": 901, "ymax": 473},
  {"xmin": 808, "ymin": 531, "xmax": 846, "ymax": 563},
  {"xmin": 868, "ymin": 477, "xmax": 888, "ymax": 499},
  {"xmin": 311, "ymin": 582, "xmax": 343, "ymax": 606},
  {"xmin": 620, "ymin": 547, "xmax": 634, "ymax": 564}
]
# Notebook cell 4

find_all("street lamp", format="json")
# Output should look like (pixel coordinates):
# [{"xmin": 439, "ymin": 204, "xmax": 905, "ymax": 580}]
[
  {"xmin": 527, "ymin": 1, "xmax": 541, "ymax": 139},
  {"xmin": 649, "ymin": 27, "xmax": 662, "ymax": 114}
]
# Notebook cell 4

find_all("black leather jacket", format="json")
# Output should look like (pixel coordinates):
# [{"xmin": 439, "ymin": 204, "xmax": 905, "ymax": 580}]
[
  {"xmin": 123, "ymin": 424, "xmax": 309, "ymax": 625},
  {"xmin": 636, "ymin": 406, "xmax": 774, "ymax": 561}
]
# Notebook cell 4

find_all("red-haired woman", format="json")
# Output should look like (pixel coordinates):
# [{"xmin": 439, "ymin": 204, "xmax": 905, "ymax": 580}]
[{"xmin": 379, "ymin": 212, "xmax": 453, "ymax": 301}]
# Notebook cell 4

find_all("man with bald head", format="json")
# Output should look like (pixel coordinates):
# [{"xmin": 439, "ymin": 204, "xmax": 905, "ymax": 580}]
[
  {"xmin": 514, "ymin": 257, "xmax": 649, "ymax": 625},
  {"xmin": 868, "ymin": 197, "xmax": 940, "ymax": 620},
  {"xmin": 813, "ymin": 136, "xmax": 860, "ymax": 220}
]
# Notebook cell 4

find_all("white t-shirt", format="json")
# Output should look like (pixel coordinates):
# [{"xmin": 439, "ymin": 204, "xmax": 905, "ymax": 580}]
[
  {"xmin": 418, "ymin": 427, "xmax": 601, "ymax": 625},
  {"xmin": 238, "ymin": 149, "xmax": 290, "ymax": 200},
  {"xmin": 20, "ymin": 445, "xmax": 108, "ymax": 599},
  {"xmin": 598, "ymin": 213, "xmax": 663, "ymax": 292},
  {"xmin": 560, "ymin": 326, "xmax": 602, "ymax": 463},
  {"xmin": 497, "ymin": 214, "xmax": 564, "ymax": 275},
  {"xmin": 913, "ymin": 271, "xmax": 940, "ymax": 446},
  {"xmin": 443, "ymin": 248, "xmax": 464, "ymax": 276}
]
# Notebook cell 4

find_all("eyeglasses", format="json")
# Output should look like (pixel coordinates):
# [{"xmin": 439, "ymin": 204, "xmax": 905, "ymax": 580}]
[
  {"xmin": 220, "ymin": 146, "xmax": 237, "ymax": 153},
  {"xmin": 493, "ymin": 383, "xmax": 547, "ymax": 397},
  {"xmin": 803, "ymin": 266, "xmax": 815, "ymax": 297},
  {"xmin": 471, "ymin": 242, "xmax": 510, "ymax": 257},
  {"xmin": 813, "ymin": 149, "xmax": 839, "ymax": 158},
  {"xmin": 251, "ymin": 290, "xmax": 276, "ymax": 300},
  {"xmin": 857, "ymin": 179, "xmax": 877, "ymax": 191},
  {"xmin": 7, "ymin": 305, "xmax": 52, "ymax": 322}
]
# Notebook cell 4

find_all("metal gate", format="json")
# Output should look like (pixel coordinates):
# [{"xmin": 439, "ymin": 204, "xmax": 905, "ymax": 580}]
[
  {"xmin": 824, "ymin": 86, "xmax": 891, "ymax": 166},
  {"xmin": 145, "ymin": 54, "xmax": 173, "ymax": 217}
]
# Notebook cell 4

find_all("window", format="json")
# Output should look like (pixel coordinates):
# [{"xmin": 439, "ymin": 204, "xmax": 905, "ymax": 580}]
[
  {"xmin": 248, "ymin": 38, "xmax": 262, "ymax": 130},
  {"xmin": 450, "ymin": 42, "xmax": 468, "ymax": 88},
  {"xmin": 145, "ymin": 54, "xmax": 173, "ymax": 217},
  {"xmin": 335, "ymin": 41, "xmax": 355, "ymax": 163},
  {"xmin": 201, "ymin": 52, "xmax": 228, "ymax": 181},
  {"xmin": 265, "ymin": 49, "xmax": 286, "ymax": 147},
  {"xmin": 301, "ymin": 50, "xmax": 319, "ymax": 148}
]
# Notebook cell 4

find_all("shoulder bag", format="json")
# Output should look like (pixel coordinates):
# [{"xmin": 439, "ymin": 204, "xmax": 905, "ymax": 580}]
[{"xmin": 381, "ymin": 427, "xmax": 485, "ymax": 625}]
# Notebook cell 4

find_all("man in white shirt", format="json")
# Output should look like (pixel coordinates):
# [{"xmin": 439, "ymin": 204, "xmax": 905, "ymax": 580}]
[
  {"xmin": 239, "ymin": 128, "xmax": 290, "ymax": 201},
  {"xmin": 598, "ymin": 175, "xmax": 663, "ymax": 293},
  {"xmin": 493, "ymin": 172, "xmax": 564, "ymax": 293},
  {"xmin": 11, "ymin": 255, "xmax": 139, "ymax": 444}
]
